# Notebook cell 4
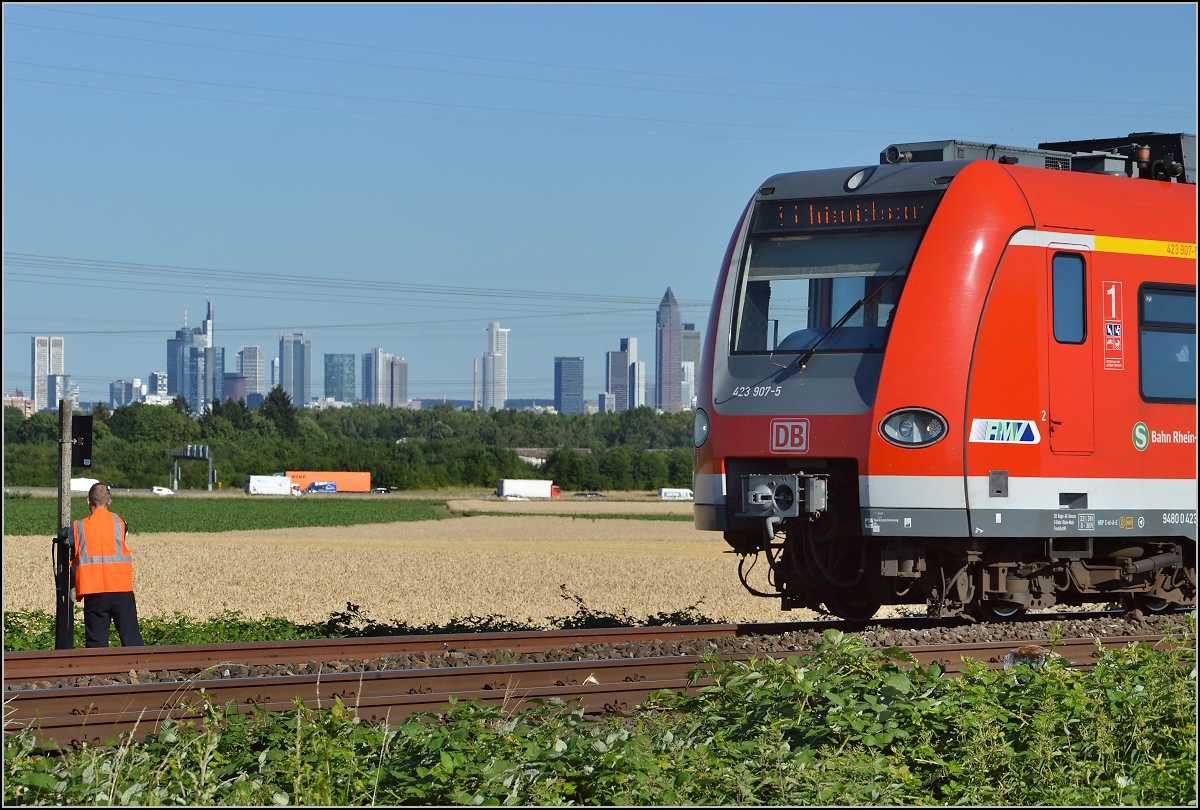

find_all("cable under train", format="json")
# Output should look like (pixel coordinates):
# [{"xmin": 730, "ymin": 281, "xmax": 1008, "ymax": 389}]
[{"xmin": 693, "ymin": 133, "xmax": 1197, "ymax": 621}]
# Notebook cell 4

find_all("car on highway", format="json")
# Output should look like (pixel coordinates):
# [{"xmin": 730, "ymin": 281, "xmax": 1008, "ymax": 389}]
[
  {"xmin": 151, "ymin": 486, "xmax": 174, "ymax": 496},
  {"xmin": 505, "ymin": 494, "xmax": 529, "ymax": 501},
  {"xmin": 572, "ymin": 492, "xmax": 605, "ymax": 498},
  {"xmin": 373, "ymin": 487, "xmax": 391, "ymax": 494}
]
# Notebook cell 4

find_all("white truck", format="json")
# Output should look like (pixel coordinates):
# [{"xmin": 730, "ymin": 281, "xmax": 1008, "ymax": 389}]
[
  {"xmin": 496, "ymin": 479, "xmax": 561, "ymax": 499},
  {"xmin": 245, "ymin": 475, "xmax": 302, "ymax": 496},
  {"xmin": 70, "ymin": 477, "xmax": 100, "ymax": 494},
  {"xmin": 658, "ymin": 487, "xmax": 694, "ymax": 501}
]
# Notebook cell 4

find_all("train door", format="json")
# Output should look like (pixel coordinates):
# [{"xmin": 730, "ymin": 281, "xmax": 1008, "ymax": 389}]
[{"xmin": 1046, "ymin": 247, "xmax": 1095, "ymax": 454}]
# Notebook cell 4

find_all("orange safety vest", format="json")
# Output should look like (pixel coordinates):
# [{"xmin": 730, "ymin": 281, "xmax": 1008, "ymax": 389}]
[{"xmin": 70, "ymin": 507, "xmax": 134, "ymax": 598}]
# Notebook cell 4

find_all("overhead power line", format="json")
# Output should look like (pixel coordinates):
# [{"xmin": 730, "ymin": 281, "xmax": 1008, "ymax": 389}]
[
  {"xmin": 5, "ymin": 75, "xmax": 882, "ymax": 146},
  {"xmin": 10, "ymin": 3, "xmax": 1193, "ymax": 110},
  {"xmin": 4, "ymin": 60, "xmax": 1009, "ymax": 141},
  {"xmin": 5, "ymin": 21, "xmax": 1193, "ymax": 121}
]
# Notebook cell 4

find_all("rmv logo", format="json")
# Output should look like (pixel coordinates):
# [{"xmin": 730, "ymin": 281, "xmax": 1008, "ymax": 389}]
[
  {"xmin": 770, "ymin": 419, "xmax": 810, "ymax": 454},
  {"xmin": 969, "ymin": 419, "xmax": 1041, "ymax": 444}
]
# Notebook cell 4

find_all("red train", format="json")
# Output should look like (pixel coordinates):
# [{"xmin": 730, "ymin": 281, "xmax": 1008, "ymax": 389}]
[{"xmin": 693, "ymin": 133, "xmax": 1196, "ymax": 621}]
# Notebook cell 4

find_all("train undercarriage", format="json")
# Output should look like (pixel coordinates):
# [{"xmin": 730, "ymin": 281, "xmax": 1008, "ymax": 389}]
[
  {"xmin": 725, "ymin": 472, "xmax": 1196, "ymax": 621},
  {"xmin": 736, "ymin": 527, "xmax": 1195, "ymax": 622}
]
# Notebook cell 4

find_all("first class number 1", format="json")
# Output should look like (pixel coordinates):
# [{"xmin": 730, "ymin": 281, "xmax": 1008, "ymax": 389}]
[{"xmin": 732, "ymin": 386, "xmax": 783, "ymax": 397}]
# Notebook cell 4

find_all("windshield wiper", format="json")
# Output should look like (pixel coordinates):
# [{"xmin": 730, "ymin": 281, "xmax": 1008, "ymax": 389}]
[{"xmin": 795, "ymin": 266, "xmax": 906, "ymax": 371}]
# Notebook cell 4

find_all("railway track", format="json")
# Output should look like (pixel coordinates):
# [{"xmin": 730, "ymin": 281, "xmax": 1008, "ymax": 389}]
[
  {"xmin": 5, "ymin": 618, "xmax": 1185, "ymax": 749},
  {"xmin": 0, "ymin": 609, "xmax": 1151, "ymax": 684}
]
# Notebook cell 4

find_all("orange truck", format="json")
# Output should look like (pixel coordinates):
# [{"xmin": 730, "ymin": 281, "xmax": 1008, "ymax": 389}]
[{"xmin": 286, "ymin": 471, "xmax": 372, "ymax": 493}]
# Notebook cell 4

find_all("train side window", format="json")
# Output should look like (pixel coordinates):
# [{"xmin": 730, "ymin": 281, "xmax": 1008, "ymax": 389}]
[
  {"xmin": 1139, "ymin": 284, "xmax": 1197, "ymax": 403},
  {"xmin": 1052, "ymin": 253, "xmax": 1086, "ymax": 344}
]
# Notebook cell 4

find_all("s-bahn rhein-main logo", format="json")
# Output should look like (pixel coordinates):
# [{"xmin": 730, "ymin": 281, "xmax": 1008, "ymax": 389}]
[
  {"xmin": 770, "ymin": 419, "xmax": 810, "ymax": 454},
  {"xmin": 969, "ymin": 419, "xmax": 1041, "ymax": 444}
]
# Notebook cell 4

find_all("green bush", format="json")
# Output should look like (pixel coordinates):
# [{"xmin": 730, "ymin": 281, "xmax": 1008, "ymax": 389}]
[{"xmin": 5, "ymin": 625, "xmax": 1194, "ymax": 805}]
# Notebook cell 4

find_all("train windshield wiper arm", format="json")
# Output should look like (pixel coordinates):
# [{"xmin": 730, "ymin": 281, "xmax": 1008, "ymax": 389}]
[{"xmin": 795, "ymin": 266, "xmax": 905, "ymax": 371}]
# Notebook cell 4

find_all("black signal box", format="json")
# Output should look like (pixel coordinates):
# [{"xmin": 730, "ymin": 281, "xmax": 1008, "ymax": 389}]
[{"xmin": 71, "ymin": 415, "xmax": 93, "ymax": 468}]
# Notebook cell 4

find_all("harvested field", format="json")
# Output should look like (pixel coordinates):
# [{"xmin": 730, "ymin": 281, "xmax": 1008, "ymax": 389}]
[{"xmin": 4, "ymin": 514, "xmax": 822, "ymax": 626}]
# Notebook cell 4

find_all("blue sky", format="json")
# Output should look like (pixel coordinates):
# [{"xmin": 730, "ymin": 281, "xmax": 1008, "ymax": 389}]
[{"xmin": 4, "ymin": 3, "xmax": 1196, "ymax": 406}]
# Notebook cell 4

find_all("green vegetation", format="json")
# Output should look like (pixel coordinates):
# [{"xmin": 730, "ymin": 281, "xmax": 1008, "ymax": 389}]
[
  {"xmin": 4, "ymin": 589, "xmax": 720, "ymax": 652},
  {"xmin": 5, "ymin": 628, "xmax": 1194, "ymax": 805},
  {"xmin": 1, "ymin": 492, "xmax": 446, "ymax": 537},
  {"xmin": 4, "ymin": 391, "xmax": 695, "ymax": 492}
]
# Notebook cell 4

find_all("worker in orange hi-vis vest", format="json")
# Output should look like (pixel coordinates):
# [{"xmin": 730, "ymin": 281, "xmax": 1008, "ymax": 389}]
[{"xmin": 70, "ymin": 483, "xmax": 144, "ymax": 647}]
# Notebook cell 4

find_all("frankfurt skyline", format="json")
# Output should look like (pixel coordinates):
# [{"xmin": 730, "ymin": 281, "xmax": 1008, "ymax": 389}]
[
  {"xmin": 15, "ymin": 289, "xmax": 699, "ymax": 410},
  {"xmin": 5, "ymin": 5, "xmax": 1192, "ymax": 406}
]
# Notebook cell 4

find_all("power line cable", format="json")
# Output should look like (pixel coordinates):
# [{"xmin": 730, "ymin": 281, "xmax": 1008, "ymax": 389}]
[
  {"xmin": 6, "ymin": 21, "xmax": 1192, "ymax": 121},
  {"xmin": 4, "ymin": 252, "xmax": 710, "ymax": 307},
  {"xmin": 9, "ymin": 3, "xmax": 1193, "ymax": 109},
  {"xmin": 5, "ymin": 75, "xmax": 871, "ymax": 146},
  {"xmin": 4, "ymin": 60, "xmax": 1012, "ymax": 141}
]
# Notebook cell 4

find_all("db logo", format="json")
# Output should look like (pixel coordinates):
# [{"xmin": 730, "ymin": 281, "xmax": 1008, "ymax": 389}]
[{"xmin": 770, "ymin": 419, "xmax": 810, "ymax": 454}]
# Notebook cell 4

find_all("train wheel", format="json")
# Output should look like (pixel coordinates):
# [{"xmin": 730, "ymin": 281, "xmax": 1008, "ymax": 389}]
[
  {"xmin": 971, "ymin": 599, "xmax": 1027, "ymax": 622},
  {"xmin": 1122, "ymin": 593, "xmax": 1174, "ymax": 615},
  {"xmin": 826, "ymin": 595, "xmax": 882, "ymax": 623}
]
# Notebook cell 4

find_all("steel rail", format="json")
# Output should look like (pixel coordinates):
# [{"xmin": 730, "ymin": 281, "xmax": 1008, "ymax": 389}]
[
  {"xmin": 4, "ymin": 634, "xmax": 1175, "ymax": 749},
  {"xmin": 2, "ymin": 609, "xmax": 1149, "ymax": 683}
]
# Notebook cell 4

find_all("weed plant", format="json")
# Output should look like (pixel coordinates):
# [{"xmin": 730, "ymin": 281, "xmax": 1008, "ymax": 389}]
[
  {"xmin": 5, "ymin": 625, "xmax": 1194, "ymax": 805},
  {"xmin": 4, "ymin": 587, "xmax": 720, "ymax": 651}
]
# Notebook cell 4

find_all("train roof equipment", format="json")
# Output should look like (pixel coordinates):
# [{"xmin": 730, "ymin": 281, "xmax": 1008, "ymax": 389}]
[{"xmin": 879, "ymin": 132, "xmax": 1195, "ymax": 184}]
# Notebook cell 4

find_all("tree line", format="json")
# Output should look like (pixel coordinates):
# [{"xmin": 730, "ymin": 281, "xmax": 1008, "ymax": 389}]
[{"xmin": 3, "ymin": 389, "xmax": 696, "ymax": 492}]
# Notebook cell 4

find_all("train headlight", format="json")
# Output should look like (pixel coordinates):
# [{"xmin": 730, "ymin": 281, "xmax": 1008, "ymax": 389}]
[
  {"xmin": 879, "ymin": 408, "xmax": 948, "ymax": 448},
  {"xmin": 694, "ymin": 408, "xmax": 710, "ymax": 447}
]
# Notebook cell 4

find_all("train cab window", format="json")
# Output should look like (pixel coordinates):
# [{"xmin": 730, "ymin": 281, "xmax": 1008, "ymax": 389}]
[
  {"xmin": 732, "ymin": 230, "xmax": 920, "ymax": 354},
  {"xmin": 1139, "ymin": 284, "xmax": 1197, "ymax": 403},
  {"xmin": 1051, "ymin": 253, "xmax": 1086, "ymax": 344}
]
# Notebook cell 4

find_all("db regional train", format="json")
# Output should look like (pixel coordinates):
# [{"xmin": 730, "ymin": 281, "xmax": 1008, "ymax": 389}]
[{"xmin": 693, "ymin": 133, "xmax": 1197, "ymax": 621}]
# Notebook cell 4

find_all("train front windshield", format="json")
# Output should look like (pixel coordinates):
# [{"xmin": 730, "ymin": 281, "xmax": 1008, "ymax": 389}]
[{"xmin": 733, "ymin": 193, "xmax": 938, "ymax": 355}]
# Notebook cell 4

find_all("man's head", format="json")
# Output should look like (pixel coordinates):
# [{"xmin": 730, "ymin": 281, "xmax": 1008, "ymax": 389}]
[{"xmin": 87, "ymin": 483, "xmax": 112, "ymax": 509}]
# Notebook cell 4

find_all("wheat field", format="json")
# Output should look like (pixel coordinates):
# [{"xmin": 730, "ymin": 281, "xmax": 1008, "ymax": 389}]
[{"xmin": 3, "ymin": 510, "xmax": 825, "ymax": 626}]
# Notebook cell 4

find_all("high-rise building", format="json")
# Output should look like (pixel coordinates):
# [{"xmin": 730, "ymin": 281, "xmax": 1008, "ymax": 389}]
[
  {"xmin": 655, "ymin": 288, "xmax": 682, "ymax": 413},
  {"xmin": 605, "ymin": 349, "xmax": 629, "ymax": 413},
  {"xmin": 237, "ymin": 346, "xmax": 266, "ymax": 397},
  {"xmin": 554, "ymin": 356, "xmax": 585, "ymax": 415},
  {"xmin": 47, "ymin": 374, "xmax": 78, "ymax": 409},
  {"xmin": 202, "ymin": 346, "xmax": 225, "ymax": 408},
  {"xmin": 680, "ymin": 361, "xmax": 696, "ymax": 411},
  {"xmin": 629, "ymin": 361, "xmax": 646, "ymax": 409},
  {"xmin": 110, "ymin": 378, "xmax": 147, "ymax": 408},
  {"xmin": 598, "ymin": 392, "xmax": 616, "ymax": 413},
  {"xmin": 149, "ymin": 371, "xmax": 168, "ymax": 397},
  {"xmin": 389, "ymin": 357, "xmax": 409, "ymax": 407},
  {"xmin": 167, "ymin": 302, "xmax": 217, "ymax": 411},
  {"xmin": 682, "ymin": 323, "xmax": 702, "ymax": 372},
  {"xmin": 31, "ymin": 336, "xmax": 65, "ymax": 412},
  {"xmin": 481, "ymin": 322, "xmax": 510, "ymax": 411},
  {"xmin": 362, "ymin": 348, "xmax": 390, "ymax": 405},
  {"xmin": 223, "ymin": 373, "xmax": 247, "ymax": 403},
  {"xmin": 624, "ymin": 338, "xmax": 643, "ymax": 412},
  {"xmin": 271, "ymin": 357, "xmax": 280, "ymax": 388},
  {"xmin": 324, "ymin": 354, "xmax": 357, "ymax": 403},
  {"xmin": 167, "ymin": 321, "xmax": 197, "ymax": 397},
  {"xmin": 279, "ymin": 333, "xmax": 312, "ymax": 405}
]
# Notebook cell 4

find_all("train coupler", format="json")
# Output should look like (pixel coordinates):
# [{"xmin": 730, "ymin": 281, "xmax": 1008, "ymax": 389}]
[{"xmin": 738, "ymin": 473, "xmax": 829, "ymax": 542}]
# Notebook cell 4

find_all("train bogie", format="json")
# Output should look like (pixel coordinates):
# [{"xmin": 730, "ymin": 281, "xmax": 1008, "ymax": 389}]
[{"xmin": 695, "ymin": 134, "xmax": 1197, "ymax": 621}]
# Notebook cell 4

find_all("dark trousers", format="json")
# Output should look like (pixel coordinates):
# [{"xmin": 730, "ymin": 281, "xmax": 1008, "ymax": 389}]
[{"xmin": 82, "ymin": 592, "xmax": 144, "ymax": 647}]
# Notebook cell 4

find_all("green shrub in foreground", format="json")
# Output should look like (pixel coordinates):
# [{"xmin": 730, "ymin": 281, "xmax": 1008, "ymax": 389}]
[{"xmin": 5, "ymin": 628, "xmax": 1194, "ymax": 806}]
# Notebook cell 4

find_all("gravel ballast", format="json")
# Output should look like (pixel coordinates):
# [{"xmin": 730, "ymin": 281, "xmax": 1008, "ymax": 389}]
[{"xmin": 5, "ymin": 613, "xmax": 1191, "ymax": 693}]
